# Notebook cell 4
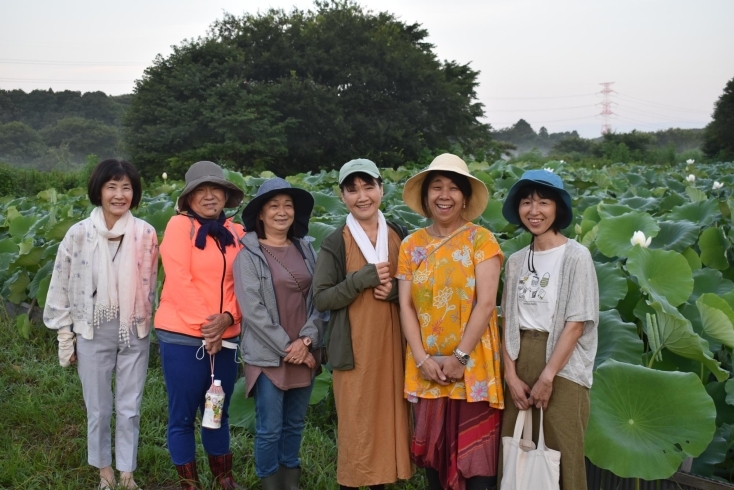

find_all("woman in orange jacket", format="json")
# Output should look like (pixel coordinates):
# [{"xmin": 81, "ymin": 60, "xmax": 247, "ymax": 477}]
[{"xmin": 155, "ymin": 161, "xmax": 245, "ymax": 490}]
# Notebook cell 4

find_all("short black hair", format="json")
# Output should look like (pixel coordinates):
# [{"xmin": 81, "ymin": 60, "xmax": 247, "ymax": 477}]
[
  {"xmin": 515, "ymin": 183, "xmax": 569, "ymax": 234},
  {"xmin": 87, "ymin": 159, "xmax": 142, "ymax": 208},
  {"xmin": 339, "ymin": 172, "xmax": 382, "ymax": 192},
  {"xmin": 253, "ymin": 194, "xmax": 296, "ymax": 240},
  {"xmin": 420, "ymin": 170, "xmax": 473, "ymax": 217}
]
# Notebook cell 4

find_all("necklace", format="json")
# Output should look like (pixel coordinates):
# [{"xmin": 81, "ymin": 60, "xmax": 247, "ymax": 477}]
[{"xmin": 428, "ymin": 225, "xmax": 449, "ymax": 238}]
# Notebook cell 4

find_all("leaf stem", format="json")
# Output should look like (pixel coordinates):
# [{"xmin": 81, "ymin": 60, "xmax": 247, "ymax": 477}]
[{"xmin": 647, "ymin": 346, "xmax": 664, "ymax": 368}]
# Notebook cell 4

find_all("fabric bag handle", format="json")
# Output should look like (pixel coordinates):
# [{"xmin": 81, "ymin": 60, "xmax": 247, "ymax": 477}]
[{"xmin": 512, "ymin": 409, "xmax": 534, "ymax": 443}]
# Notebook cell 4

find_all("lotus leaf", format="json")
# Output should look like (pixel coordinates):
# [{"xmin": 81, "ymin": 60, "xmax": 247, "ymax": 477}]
[
  {"xmin": 691, "ymin": 424, "xmax": 729, "ymax": 477},
  {"xmin": 500, "ymin": 232, "xmax": 531, "ymax": 258},
  {"xmin": 0, "ymin": 237, "xmax": 19, "ymax": 254},
  {"xmin": 597, "ymin": 203, "xmax": 634, "ymax": 218},
  {"xmin": 594, "ymin": 262, "xmax": 628, "ymax": 310},
  {"xmin": 627, "ymin": 247, "xmax": 693, "ymax": 307},
  {"xmin": 682, "ymin": 247, "xmax": 702, "ymax": 271},
  {"xmin": 2, "ymin": 270, "xmax": 30, "ymax": 304},
  {"xmin": 692, "ymin": 269, "xmax": 734, "ymax": 302},
  {"xmin": 36, "ymin": 275, "xmax": 51, "ymax": 307},
  {"xmin": 659, "ymin": 193, "xmax": 687, "ymax": 212},
  {"xmin": 9, "ymin": 215, "xmax": 36, "ymax": 240},
  {"xmin": 16, "ymin": 313, "xmax": 31, "ymax": 339},
  {"xmin": 697, "ymin": 294, "xmax": 734, "ymax": 349},
  {"xmin": 686, "ymin": 186, "xmax": 708, "ymax": 203},
  {"xmin": 307, "ymin": 222, "xmax": 337, "ymax": 252},
  {"xmin": 648, "ymin": 301, "xmax": 728, "ymax": 381},
  {"xmin": 668, "ymin": 200, "xmax": 720, "ymax": 227},
  {"xmin": 596, "ymin": 212, "xmax": 659, "ymax": 258},
  {"xmin": 649, "ymin": 220, "xmax": 699, "ymax": 253},
  {"xmin": 28, "ymin": 261, "xmax": 53, "ymax": 300},
  {"xmin": 480, "ymin": 200, "xmax": 509, "ymax": 232},
  {"xmin": 699, "ymin": 227, "xmax": 729, "ymax": 271},
  {"xmin": 595, "ymin": 310, "xmax": 643, "ymax": 369},
  {"xmin": 14, "ymin": 247, "xmax": 43, "ymax": 267},
  {"xmin": 585, "ymin": 359, "xmax": 716, "ymax": 480},
  {"xmin": 44, "ymin": 219, "xmax": 77, "ymax": 241}
]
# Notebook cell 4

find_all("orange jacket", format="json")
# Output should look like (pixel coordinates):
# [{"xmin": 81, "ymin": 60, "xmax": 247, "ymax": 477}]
[{"xmin": 155, "ymin": 215, "xmax": 244, "ymax": 339}]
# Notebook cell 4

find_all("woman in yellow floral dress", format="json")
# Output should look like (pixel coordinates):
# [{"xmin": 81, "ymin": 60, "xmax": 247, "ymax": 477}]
[{"xmin": 397, "ymin": 154, "xmax": 504, "ymax": 490}]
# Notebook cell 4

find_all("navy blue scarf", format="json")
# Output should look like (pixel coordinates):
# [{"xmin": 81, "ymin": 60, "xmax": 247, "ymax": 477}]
[{"xmin": 190, "ymin": 211, "xmax": 236, "ymax": 253}]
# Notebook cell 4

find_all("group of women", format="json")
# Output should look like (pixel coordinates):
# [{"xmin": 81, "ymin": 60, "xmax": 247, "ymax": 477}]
[{"xmin": 44, "ymin": 153, "xmax": 598, "ymax": 490}]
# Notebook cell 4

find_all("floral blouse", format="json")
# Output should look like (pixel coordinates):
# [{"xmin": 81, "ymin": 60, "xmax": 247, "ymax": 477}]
[{"xmin": 397, "ymin": 223, "xmax": 504, "ymax": 407}]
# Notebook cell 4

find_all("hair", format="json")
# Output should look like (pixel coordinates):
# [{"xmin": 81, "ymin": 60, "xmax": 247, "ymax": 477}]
[
  {"xmin": 181, "ymin": 184, "xmax": 229, "ymax": 213},
  {"xmin": 514, "ymin": 183, "xmax": 570, "ymax": 234},
  {"xmin": 420, "ymin": 170, "xmax": 473, "ymax": 217},
  {"xmin": 254, "ymin": 193, "xmax": 296, "ymax": 240},
  {"xmin": 87, "ymin": 159, "xmax": 142, "ymax": 208},
  {"xmin": 339, "ymin": 172, "xmax": 383, "ymax": 192}
]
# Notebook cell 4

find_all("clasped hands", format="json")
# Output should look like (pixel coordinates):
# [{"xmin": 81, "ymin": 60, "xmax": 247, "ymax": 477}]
[
  {"xmin": 372, "ymin": 262, "xmax": 392, "ymax": 300},
  {"xmin": 201, "ymin": 313, "xmax": 233, "ymax": 355},
  {"xmin": 284, "ymin": 338, "xmax": 316, "ymax": 369},
  {"xmin": 418, "ymin": 355, "xmax": 465, "ymax": 385},
  {"xmin": 506, "ymin": 372, "xmax": 554, "ymax": 410}
]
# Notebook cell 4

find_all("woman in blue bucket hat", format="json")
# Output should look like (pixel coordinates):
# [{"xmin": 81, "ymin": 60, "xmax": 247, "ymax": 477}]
[{"xmin": 498, "ymin": 169, "xmax": 599, "ymax": 490}]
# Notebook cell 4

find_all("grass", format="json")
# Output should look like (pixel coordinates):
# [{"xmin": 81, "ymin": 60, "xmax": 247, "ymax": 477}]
[{"xmin": 0, "ymin": 313, "xmax": 427, "ymax": 490}]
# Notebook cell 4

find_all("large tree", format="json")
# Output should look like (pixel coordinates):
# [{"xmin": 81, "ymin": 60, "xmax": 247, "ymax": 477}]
[
  {"xmin": 703, "ymin": 77, "xmax": 734, "ymax": 161},
  {"xmin": 124, "ymin": 0, "xmax": 494, "ymax": 178}
]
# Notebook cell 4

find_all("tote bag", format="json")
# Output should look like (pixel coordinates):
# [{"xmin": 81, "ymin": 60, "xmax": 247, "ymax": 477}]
[{"xmin": 500, "ymin": 408, "xmax": 561, "ymax": 490}]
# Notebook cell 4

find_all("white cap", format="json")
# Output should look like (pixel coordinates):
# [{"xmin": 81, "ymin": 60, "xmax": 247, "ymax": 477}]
[{"xmin": 214, "ymin": 379, "xmax": 222, "ymax": 387}]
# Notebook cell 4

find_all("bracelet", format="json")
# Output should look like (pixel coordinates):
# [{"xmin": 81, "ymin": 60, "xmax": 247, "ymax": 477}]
[{"xmin": 416, "ymin": 354, "xmax": 431, "ymax": 369}]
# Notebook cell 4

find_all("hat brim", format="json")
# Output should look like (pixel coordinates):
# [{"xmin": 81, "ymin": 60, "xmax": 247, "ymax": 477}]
[
  {"xmin": 402, "ymin": 167, "xmax": 489, "ymax": 222},
  {"xmin": 177, "ymin": 176, "xmax": 245, "ymax": 210},
  {"xmin": 501, "ymin": 178, "xmax": 574, "ymax": 229},
  {"xmin": 241, "ymin": 187, "xmax": 315, "ymax": 238}
]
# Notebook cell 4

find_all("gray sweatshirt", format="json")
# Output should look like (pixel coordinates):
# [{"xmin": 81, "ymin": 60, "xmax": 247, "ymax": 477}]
[{"xmin": 233, "ymin": 232, "xmax": 328, "ymax": 367}]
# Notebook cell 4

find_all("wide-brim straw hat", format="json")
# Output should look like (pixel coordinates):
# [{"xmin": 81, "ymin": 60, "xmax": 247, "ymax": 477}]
[
  {"xmin": 502, "ymin": 169, "xmax": 573, "ymax": 229},
  {"xmin": 241, "ymin": 177, "xmax": 314, "ymax": 238},
  {"xmin": 176, "ymin": 161, "xmax": 245, "ymax": 211},
  {"xmin": 403, "ymin": 153, "xmax": 489, "ymax": 221}
]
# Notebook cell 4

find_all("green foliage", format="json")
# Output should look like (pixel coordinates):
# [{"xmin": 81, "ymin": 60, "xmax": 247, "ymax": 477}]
[
  {"xmin": 39, "ymin": 117, "xmax": 120, "ymax": 160},
  {"xmin": 0, "ymin": 121, "xmax": 46, "ymax": 163},
  {"xmin": 703, "ymin": 77, "xmax": 734, "ymax": 161},
  {"xmin": 124, "ymin": 1, "xmax": 496, "ymax": 179}
]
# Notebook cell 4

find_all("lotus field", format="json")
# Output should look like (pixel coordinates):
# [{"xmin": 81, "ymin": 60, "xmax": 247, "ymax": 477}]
[{"xmin": 2, "ymin": 158, "xmax": 734, "ymax": 483}]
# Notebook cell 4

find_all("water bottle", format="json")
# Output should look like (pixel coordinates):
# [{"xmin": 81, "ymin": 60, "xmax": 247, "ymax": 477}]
[{"xmin": 202, "ymin": 379, "xmax": 225, "ymax": 429}]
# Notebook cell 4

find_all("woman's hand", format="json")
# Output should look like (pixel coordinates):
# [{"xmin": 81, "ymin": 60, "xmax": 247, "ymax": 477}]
[
  {"xmin": 375, "ymin": 262, "xmax": 391, "ymax": 285},
  {"xmin": 440, "ymin": 356, "xmax": 465, "ymax": 382},
  {"xmin": 202, "ymin": 313, "xmax": 232, "ymax": 341},
  {"xmin": 284, "ymin": 338, "xmax": 310, "ymax": 364},
  {"xmin": 303, "ymin": 353, "xmax": 317, "ymax": 369},
  {"xmin": 205, "ymin": 338, "xmax": 223, "ymax": 355},
  {"xmin": 506, "ymin": 374, "xmax": 534, "ymax": 410},
  {"xmin": 530, "ymin": 373, "xmax": 554, "ymax": 410},
  {"xmin": 373, "ymin": 281, "xmax": 392, "ymax": 300},
  {"xmin": 419, "ymin": 357, "xmax": 449, "ymax": 386}
]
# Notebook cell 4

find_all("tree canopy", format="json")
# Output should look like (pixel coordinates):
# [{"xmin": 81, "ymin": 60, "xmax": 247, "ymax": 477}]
[
  {"xmin": 124, "ymin": 0, "xmax": 495, "ymax": 179},
  {"xmin": 703, "ymin": 76, "xmax": 734, "ymax": 161}
]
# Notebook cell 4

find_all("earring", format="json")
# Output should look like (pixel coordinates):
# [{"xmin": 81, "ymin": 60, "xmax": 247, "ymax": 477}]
[{"xmin": 463, "ymin": 202, "xmax": 466, "ymax": 209}]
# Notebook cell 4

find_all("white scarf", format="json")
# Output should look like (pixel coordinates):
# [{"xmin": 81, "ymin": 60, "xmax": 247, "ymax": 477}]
[
  {"xmin": 346, "ymin": 210, "xmax": 388, "ymax": 264},
  {"xmin": 90, "ymin": 207, "xmax": 138, "ymax": 344}
]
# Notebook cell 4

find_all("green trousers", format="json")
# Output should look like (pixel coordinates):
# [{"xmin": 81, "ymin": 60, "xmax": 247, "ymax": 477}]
[{"xmin": 499, "ymin": 330, "xmax": 590, "ymax": 490}]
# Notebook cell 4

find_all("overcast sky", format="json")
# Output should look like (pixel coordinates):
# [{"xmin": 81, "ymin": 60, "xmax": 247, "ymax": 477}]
[{"xmin": 2, "ymin": 0, "xmax": 732, "ymax": 138}]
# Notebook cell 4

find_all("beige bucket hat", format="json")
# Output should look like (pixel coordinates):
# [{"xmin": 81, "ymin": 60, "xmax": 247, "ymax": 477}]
[{"xmin": 402, "ymin": 153, "xmax": 489, "ymax": 221}]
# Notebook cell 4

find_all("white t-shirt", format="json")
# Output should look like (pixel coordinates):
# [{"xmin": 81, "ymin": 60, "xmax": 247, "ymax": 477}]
[{"xmin": 517, "ymin": 242, "xmax": 567, "ymax": 332}]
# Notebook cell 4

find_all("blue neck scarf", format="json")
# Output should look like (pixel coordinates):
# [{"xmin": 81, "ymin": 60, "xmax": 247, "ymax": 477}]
[{"xmin": 190, "ymin": 210, "xmax": 235, "ymax": 253}]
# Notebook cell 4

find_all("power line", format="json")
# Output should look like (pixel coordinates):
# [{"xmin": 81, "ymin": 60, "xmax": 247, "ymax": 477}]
[
  {"xmin": 487, "ymin": 104, "xmax": 597, "ymax": 113},
  {"xmin": 616, "ymin": 92, "xmax": 711, "ymax": 114},
  {"xmin": 0, "ymin": 77, "xmax": 134, "ymax": 83},
  {"xmin": 484, "ymin": 93, "xmax": 598, "ymax": 100},
  {"xmin": 616, "ymin": 104, "xmax": 709, "ymax": 124}
]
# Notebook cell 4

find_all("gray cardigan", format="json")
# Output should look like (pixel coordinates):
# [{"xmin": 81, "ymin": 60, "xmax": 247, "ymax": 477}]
[
  {"xmin": 233, "ymin": 232, "xmax": 328, "ymax": 367},
  {"xmin": 502, "ymin": 238, "xmax": 599, "ymax": 388}
]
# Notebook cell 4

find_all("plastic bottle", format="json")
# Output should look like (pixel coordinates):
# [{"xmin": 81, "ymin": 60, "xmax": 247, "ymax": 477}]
[{"xmin": 202, "ymin": 379, "xmax": 225, "ymax": 429}]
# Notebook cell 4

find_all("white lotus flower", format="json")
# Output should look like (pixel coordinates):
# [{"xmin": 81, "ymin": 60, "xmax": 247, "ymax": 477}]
[
  {"xmin": 686, "ymin": 159, "xmax": 695, "ymax": 164},
  {"xmin": 162, "ymin": 172, "xmax": 168, "ymax": 181},
  {"xmin": 559, "ymin": 160, "xmax": 565, "ymax": 164},
  {"xmin": 686, "ymin": 174, "xmax": 696, "ymax": 183},
  {"xmin": 630, "ymin": 231, "xmax": 652, "ymax": 248},
  {"xmin": 542, "ymin": 167, "xmax": 555, "ymax": 173},
  {"xmin": 713, "ymin": 181, "xmax": 724, "ymax": 190}
]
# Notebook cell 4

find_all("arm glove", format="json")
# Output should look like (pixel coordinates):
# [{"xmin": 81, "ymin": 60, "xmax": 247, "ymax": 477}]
[{"xmin": 57, "ymin": 326, "xmax": 75, "ymax": 367}]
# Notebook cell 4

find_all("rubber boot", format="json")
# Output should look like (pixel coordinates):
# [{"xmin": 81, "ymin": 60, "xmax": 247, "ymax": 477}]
[
  {"xmin": 175, "ymin": 460, "xmax": 201, "ymax": 490},
  {"xmin": 260, "ymin": 473, "xmax": 280, "ymax": 490},
  {"xmin": 207, "ymin": 453, "xmax": 245, "ymax": 489},
  {"xmin": 280, "ymin": 465, "xmax": 302, "ymax": 490}
]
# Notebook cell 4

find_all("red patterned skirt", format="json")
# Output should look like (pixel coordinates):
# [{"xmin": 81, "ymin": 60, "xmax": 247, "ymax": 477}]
[{"xmin": 411, "ymin": 397, "xmax": 501, "ymax": 490}]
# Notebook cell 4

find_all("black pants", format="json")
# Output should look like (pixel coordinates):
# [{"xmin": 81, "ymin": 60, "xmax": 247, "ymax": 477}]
[{"xmin": 425, "ymin": 467, "xmax": 497, "ymax": 490}]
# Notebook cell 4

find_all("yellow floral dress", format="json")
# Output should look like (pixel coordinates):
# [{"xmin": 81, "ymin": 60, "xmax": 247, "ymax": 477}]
[{"xmin": 397, "ymin": 223, "xmax": 504, "ymax": 408}]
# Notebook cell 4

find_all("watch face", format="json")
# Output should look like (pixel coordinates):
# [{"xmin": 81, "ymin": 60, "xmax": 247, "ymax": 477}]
[{"xmin": 302, "ymin": 337, "xmax": 312, "ymax": 347}]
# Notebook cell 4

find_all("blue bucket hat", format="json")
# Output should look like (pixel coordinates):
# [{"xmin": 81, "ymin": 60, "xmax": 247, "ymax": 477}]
[
  {"xmin": 502, "ymin": 169, "xmax": 573, "ymax": 229},
  {"xmin": 241, "ymin": 177, "xmax": 314, "ymax": 238}
]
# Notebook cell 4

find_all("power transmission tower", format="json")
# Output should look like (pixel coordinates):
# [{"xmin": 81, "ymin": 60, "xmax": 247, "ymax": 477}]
[{"xmin": 599, "ymin": 82, "xmax": 616, "ymax": 135}]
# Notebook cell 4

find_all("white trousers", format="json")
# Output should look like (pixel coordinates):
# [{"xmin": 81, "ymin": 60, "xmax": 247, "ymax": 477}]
[{"xmin": 76, "ymin": 318, "xmax": 150, "ymax": 471}]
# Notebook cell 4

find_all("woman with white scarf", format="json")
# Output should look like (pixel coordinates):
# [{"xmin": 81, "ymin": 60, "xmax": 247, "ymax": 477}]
[
  {"xmin": 44, "ymin": 159, "xmax": 158, "ymax": 490},
  {"xmin": 313, "ymin": 159, "xmax": 414, "ymax": 490}
]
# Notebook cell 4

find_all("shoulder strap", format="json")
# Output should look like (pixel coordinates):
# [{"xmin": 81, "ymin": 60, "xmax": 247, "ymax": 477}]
[{"xmin": 387, "ymin": 220, "xmax": 408, "ymax": 240}]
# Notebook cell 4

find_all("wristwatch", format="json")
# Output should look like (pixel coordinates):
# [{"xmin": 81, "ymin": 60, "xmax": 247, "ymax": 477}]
[
  {"xmin": 453, "ymin": 348, "xmax": 470, "ymax": 365},
  {"xmin": 300, "ymin": 336, "xmax": 313, "ymax": 348}
]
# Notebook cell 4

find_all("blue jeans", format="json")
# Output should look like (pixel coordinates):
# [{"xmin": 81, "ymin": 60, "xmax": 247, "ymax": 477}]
[
  {"xmin": 159, "ymin": 340, "xmax": 239, "ymax": 465},
  {"xmin": 253, "ymin": 373, "xmax": 313, "ymax": 478}
]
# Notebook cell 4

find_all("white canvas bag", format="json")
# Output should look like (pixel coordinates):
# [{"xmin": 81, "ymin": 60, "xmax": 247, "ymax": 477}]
[{"xmin": 501, "ymin": 408, "xmax": 561, "ymax": 490}]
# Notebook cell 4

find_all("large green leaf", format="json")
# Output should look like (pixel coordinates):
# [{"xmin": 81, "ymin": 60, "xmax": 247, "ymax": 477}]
[
  {"xmin": 691, "ymin": 424, "xmax": 729, "ymax": 477},
  {"xmin": 649, "ymin": 301, "xmax": 728, "ymax": 381},
  {"xmin": 699, "ymin": 227, "xmax": 729, "ymax": 271},
  {"xmin": 9, "ymin": 215, "xmax": 36, "ymax": 240},
  {"xmin": 595, "ymin": 310, "xmax": 643, "ymax": 369},
  {"xmin": 691, "ymin": 269, "xmax": 734, "ymax": 302},
  {"xmin": 14, "ymin": 247, "xmax": 43, "ymax": 267},
  {"xmin": 307, "ymin": 222, "xmax": 337, "ymax": 252},
  {"xmin": 44, "ymin": 219, "xmax": 77, "ymax": 241},
  {"xmin": 596, "ymin": 212, "xmax": 659, "ymax": 258},
  {"xmin": 499, "ymin": 232, "xmax": 531, "ymax": 258},
  {"xmin": 668, "ymin": 200, "xmax": 720, "ymax": 227},
  {"xmin": 626, "ymin": 246, "xmax": 693, "ymax": 307},
  {"xmin": 682, "ymin": 247, "xmax": 702, "ymax": 272},
  {"xmin": 28, "ymin": 261, "xmax": 53, "ymax": 299},
  {"xmin": 648, "ymin": 220, "xmax": 699, "ymax": 253},
  {"xmin": 228, "ymin": 378, "xmax": 255, "ymax": 433},
  {"xmin": 311, "ymin": 192, "xmax": 346, "ymax": 215},
  {"xmin": 586, "ymin": 360, "xmax": 716, "ymax": 480},
  {"xmin": 16, "ymin": 313, "xmax": 32, "ymax": 339},
  {"xmin": 309, "ymin": 369, "xmax": 332, "ymax": 405},
  {"xmin": 594, "ymin": 262, "xmax": 628, "ymax": 310},
  {"xmin": 36, "ymin": 275, "xmax": 51, "ymax": 308},
  {"xmin": 2, "ymin": 270, "xmax": 30, "ymax": 304},
  {"xmin": 697, "ymin": 294, "xmax": 734, "ymax": 349},
  {"xmin": 0, "ymin": 237, "xmax": 19, "ymax": 254},
  {"xmin": 479, "ymin": 200, "xmax": 509, "ymax": 232}
]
